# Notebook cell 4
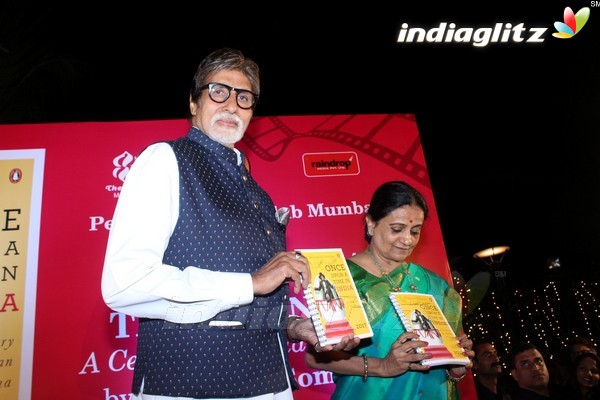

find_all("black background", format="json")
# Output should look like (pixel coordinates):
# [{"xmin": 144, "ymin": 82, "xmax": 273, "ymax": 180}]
[{"xmin": 3, "ymin": 2, "xmax": 600, "ymax": 286}]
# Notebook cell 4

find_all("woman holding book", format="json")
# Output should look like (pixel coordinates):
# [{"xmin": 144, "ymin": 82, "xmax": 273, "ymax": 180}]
[{"xmin": 306, "ymin": 181, "xmax": 474, "ymax": 399}]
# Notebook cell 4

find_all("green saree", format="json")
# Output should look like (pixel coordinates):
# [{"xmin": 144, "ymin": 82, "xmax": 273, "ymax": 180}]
[{"xmin": 330, "ymin": 260, "xmax": 463, "ymax": 400}]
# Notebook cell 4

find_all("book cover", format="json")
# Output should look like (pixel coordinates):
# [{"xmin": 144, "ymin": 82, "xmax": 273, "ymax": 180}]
[
  {"xmin": 389, "ymin": 292, "xmax": 469, "ymax": 367},
  {"xmin": 297, "ymin": 248, "xmax": 373, "ymax": 346}
]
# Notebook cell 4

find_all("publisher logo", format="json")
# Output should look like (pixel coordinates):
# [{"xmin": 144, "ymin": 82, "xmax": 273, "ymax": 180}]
[
  {"xmin": 112, "ymin": 151, "xmax": 135, "ymax": 182},
  {"xmin": 552, "ymin": 6, "xmax": 590, "ymax": 38},
  {"xmin": 9, "ymin": 168, "xmax": 22, "ymax": 184},
  {"xmin": 302, "ymin": 152, "xmax": 360, "ymax": 177},
  {"xmin": 105, "ymin": 151, "xmax": 136, "ymax": 198}
]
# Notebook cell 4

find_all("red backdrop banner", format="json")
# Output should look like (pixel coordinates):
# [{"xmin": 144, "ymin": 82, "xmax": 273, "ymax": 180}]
[{"xmin": 0, "ymin": 114, "xmax": 475, "ymax": 399}]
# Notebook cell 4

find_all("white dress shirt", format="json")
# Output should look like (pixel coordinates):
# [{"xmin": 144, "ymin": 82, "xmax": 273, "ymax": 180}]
[
  {"xmin": 102, "ymin": 142, "xmax": 254, "ymax": 322},
  {"xmin": 101, "ymin": 142, "xmax": 293, "ymax": 400}
]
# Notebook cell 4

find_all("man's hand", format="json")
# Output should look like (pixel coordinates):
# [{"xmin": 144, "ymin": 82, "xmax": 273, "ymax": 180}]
[
  {"xmin": 288, "ymin": 317, "xmax": 361, "ymax": 352},
  {"xmin": 251, "ymin": 251, "xmax": 310, "ymax": 295}
]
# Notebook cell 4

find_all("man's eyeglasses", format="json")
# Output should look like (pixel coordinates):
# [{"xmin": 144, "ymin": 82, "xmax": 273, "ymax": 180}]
[{"xmin": 199, "ymin": 82, "xmax": 258, "ymax": 110}]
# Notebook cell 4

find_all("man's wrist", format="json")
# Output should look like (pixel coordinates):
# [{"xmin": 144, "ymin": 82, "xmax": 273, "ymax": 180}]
[{"xmin": 287, "ymin": 315, "xmax": 304, "ymax": 342}]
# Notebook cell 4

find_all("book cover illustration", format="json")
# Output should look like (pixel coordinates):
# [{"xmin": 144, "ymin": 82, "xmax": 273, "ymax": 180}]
[
  {"xmin": 389, "ymin": 292, "xmax": 469, "ymax": 367},
  {"xmin": 298, "ymin": 248, "xmax": 373, "ymax": 346}
]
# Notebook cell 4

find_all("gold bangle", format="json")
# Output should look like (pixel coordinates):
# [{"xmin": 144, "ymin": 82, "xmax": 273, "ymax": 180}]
[
  {"xmin": 445, "ymin": 369, "xmax": 466, "ymax": 383},
  {"xmin": 362, "ymin": 354, "xmax": 369, "ymax": 382}
]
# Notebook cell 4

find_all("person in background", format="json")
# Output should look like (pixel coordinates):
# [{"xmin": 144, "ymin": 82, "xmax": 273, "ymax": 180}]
[
  {"xmin": 305, "ymin": 180, "xmax": 474, "ymax": 399},
  {"xmin": 569, "ymin": 338, "xmax": 598, "ymax": 361},
  {"xmin": 472, "ymin": 341, "xmax": 513, "ymax": 400},
  {"xmin": 566, "ymin": 352, "xmax": 600, "ymax": 400},
  {"xmin": 553, "ymin": 337, "xmax": 598, "ymax": 392},
  {"xmin": 510, "ymin": 342, "xmax": 563, "ymax": 400},
  {"xmin": 101, "ymin": 47, "xmax": 358, "ymax": 400}
]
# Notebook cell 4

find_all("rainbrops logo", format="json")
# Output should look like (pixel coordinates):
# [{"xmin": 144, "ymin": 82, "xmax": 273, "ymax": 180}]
[{"xmin": 302, "ymin": 152, "xmax": 360, "ymax": 177}]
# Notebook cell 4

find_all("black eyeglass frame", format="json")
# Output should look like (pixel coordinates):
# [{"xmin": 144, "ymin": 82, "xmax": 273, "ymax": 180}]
[{"xmin": 199, "ymin": 82, "xmax": 258, "ymax": 110}]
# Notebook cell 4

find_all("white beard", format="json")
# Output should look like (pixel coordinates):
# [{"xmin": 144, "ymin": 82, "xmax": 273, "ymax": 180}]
[{"xmin": 206, "ymin": 113, "xmax": 245, "ymax": 145}]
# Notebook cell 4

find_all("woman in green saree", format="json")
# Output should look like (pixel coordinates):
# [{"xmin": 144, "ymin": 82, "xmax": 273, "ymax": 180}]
[{"xmin": 306, "ymin": 181, "xmax": 474, "ymax": 399}]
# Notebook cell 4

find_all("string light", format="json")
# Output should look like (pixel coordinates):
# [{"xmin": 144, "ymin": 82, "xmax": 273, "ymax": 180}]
[{"xmin": 464, "ymin": 276, "xmax": 599, "ymax": 366}]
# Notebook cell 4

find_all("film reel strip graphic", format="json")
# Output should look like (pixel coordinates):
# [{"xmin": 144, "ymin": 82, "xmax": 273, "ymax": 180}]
[{"xmin": 243, "ymin": 114, "xmax": 431, "ymax": 188}]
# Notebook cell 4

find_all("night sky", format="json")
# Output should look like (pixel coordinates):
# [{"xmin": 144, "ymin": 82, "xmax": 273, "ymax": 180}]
[{"xmin": 3, "ymin": 2, "xmax": 600, "ymax": 285}]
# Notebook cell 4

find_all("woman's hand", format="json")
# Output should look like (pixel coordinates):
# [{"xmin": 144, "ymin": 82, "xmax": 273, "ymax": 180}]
[
  {"xmin": 378, "ymin": 332, "xmax": 432, "ymax": 377},
  {"xmin": 448, "ymin": 333, "xmax": 474, "ymax": 378}
]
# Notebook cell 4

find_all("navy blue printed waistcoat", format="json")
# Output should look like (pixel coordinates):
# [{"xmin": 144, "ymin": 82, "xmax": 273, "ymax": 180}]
[{"xmin": 132, "ymin": 127, "xmax": 295, "ymax": 398}]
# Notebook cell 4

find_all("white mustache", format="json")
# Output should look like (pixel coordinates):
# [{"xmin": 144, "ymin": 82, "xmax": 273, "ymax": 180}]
[{"xmin": 213, "ymin": 112, "xmax": 241, "ymax": 126}]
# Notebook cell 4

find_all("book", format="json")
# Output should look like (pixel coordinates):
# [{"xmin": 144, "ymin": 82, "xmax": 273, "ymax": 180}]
[
  {"xmin": 388, "ymin": 292, "xmax": 470, "ymax": 367},
  {"xmin": 297, "ymin": 248, "xmax": 373, "ymax": 346}
]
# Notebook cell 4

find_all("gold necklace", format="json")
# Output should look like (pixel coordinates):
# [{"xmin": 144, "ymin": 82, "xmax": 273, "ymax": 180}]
[{"xmin": 367, "ymin": 247, "xmax": 417, "ymax": 292}]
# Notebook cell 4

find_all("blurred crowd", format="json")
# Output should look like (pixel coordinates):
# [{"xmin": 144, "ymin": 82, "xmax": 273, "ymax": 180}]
[{"xmin": 472, "ymin": 337, "xmax": 599, "ymax": 400}]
